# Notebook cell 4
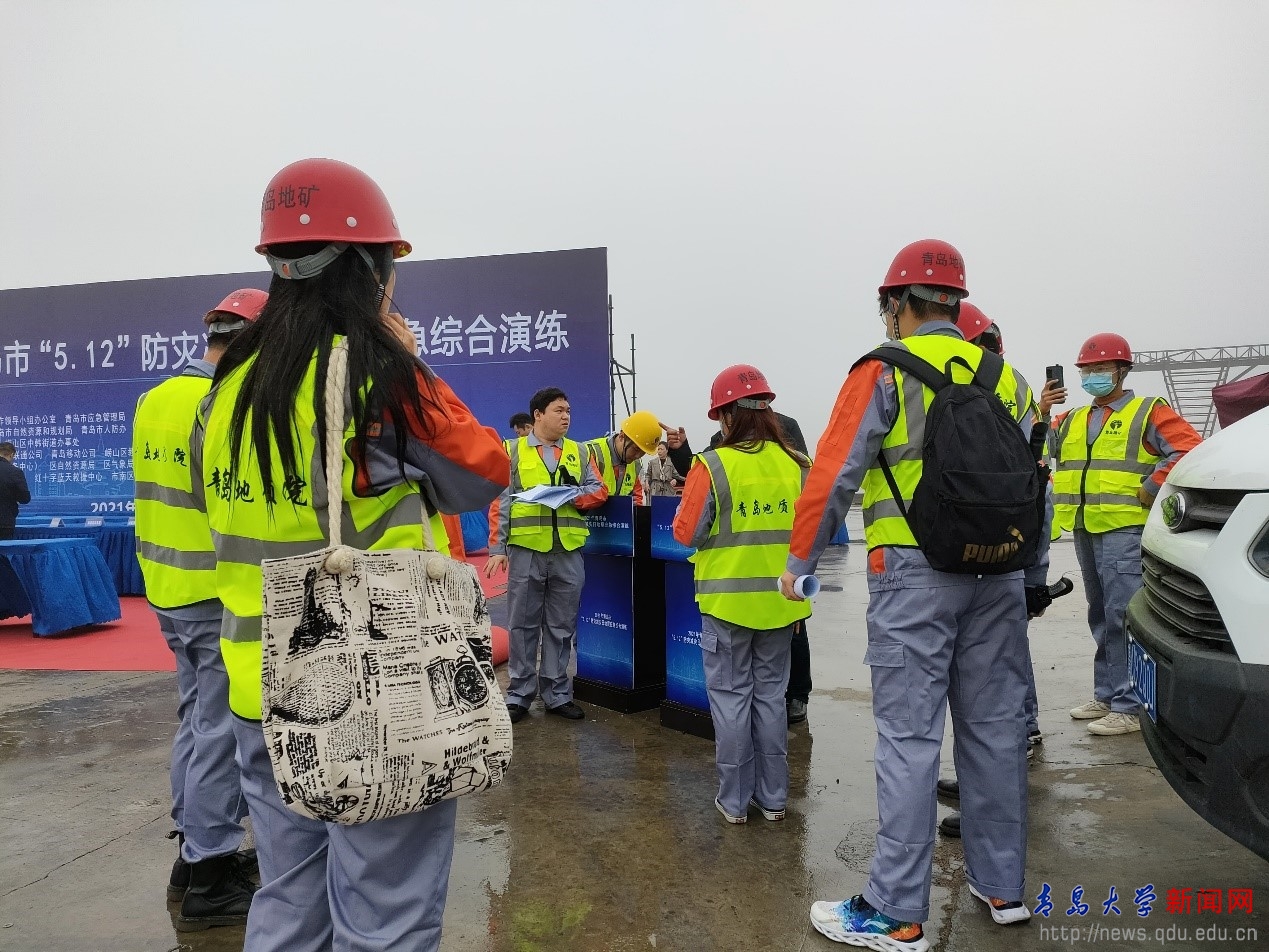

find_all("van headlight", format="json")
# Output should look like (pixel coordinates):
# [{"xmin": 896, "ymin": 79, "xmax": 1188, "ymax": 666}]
[{"xmin": 1252, "ymin": 522, "xmax": 1269, "ymax": 579}]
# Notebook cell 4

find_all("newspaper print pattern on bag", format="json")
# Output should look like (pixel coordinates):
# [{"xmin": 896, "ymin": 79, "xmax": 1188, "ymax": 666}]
[
  {"xmin": 259, "ymin": 337, "xmax": 512, "ymax": 825},
  {"xmin": 262, "ymin": 543, "xmax": 513, "ymax": 824}
]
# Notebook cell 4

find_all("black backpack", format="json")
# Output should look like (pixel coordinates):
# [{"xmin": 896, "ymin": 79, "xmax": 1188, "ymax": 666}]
[{"xmin": 860, "ymin": 343, "xmax": 1042, "ymax": 575}]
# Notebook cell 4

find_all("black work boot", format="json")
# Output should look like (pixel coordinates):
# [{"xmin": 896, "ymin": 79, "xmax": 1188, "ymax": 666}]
[
  {"xmin": 176, "ymin": 853, "xmax": 257, "ymax": 932},
  {"xmin": 166, "ymin": 831, "xmax": 189, "ymax": 902}
]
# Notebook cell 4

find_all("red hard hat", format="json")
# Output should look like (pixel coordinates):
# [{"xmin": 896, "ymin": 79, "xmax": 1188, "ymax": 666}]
[
  {"xmin": 256, "ymin": 158, "xmax": 411, "ymax": 260},
  {"xmin": 709, "ymin": 364, "xmax": 775, "ymax": 421},
  {"xmin": 878, "ymin": 239, "xmax": 968, "ymax": 302},
  {"xmin": 955, "ymin": 302, "xmax": 992, "ymax": 342},
  {"xmin": 205, "ymin": 288, "xmax": 268, "ymax": 326},
  {"xmin": 1076, "ymin": 333, "xmax": 1133, "ymax": 366}
]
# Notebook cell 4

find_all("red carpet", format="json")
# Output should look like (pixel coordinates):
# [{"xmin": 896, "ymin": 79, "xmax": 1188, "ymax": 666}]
[
  {"xmin": 0, "ymin": 596, "xmax": 174, "ymax": 672},
  {"xmin": 1, "ymin": 555, "xmax": 508, "ymax": 672}
]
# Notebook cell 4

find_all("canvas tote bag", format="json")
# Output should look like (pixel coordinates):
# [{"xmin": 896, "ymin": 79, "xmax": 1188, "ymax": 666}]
[{"xmin": 260, "ymin": 338, "xmax": 512, "ymax": 825}]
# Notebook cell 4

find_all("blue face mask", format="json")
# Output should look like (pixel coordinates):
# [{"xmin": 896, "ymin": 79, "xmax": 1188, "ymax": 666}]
[{"xmin": 1081, "ymin": 372, "xmax": 1117, "ymax": 397}]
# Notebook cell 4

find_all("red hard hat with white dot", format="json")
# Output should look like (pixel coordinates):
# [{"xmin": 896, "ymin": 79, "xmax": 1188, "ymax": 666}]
[
  {"xmin": 878, "ymin": 239, "xmax": 968, "ymax": 303},
  {"xmin": 256, "ymin": 158, "xmax": 410, "ymax": 279},
  {"xmin": 1076, "ymin": 333, "xmax": 1133, "ymax": 366},
  {"xmin": 709, "ymin": 364, "xmax": 775, "ymax": 421},
  {"xmin": 205, "ymin": 288, "xmax": 268, "ymax": 327}
]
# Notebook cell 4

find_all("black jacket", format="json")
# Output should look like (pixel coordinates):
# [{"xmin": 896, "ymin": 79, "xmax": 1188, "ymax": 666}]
[
  {"xmin": 0, "ymin": 458, "xmax": 31, "ymax": 527},
  {"xmin": 668, "ymin": 411, "xmax": 808, "ymax": 475}
]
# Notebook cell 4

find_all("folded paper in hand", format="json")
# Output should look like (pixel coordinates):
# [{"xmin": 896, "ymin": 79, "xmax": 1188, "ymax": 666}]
[{"xmin": 512, "ymin": 484, "xmax": 582, "ymax": 509}]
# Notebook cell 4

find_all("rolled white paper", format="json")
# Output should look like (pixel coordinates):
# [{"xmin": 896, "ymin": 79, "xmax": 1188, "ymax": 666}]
[{"xmin": 777, "ymin": 574, "xmax": 821, "ymax": 600}]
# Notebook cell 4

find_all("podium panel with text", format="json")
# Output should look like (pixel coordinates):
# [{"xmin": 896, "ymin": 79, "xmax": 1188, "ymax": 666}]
[
  {"xmin": 650, "ymin": 496, "xmax": 714, "ymax": 740},
  {"xmin": 572, "ymin": 497, "xmax": 667, "ymax": 712}
]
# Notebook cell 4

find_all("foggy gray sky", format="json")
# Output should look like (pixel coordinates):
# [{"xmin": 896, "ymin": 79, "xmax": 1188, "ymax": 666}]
[{"xmin": 3, "ymin": 1, "xmax": 1266, "ymax": 445}]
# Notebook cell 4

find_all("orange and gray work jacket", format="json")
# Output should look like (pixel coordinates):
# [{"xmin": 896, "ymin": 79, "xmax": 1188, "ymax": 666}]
[
  {"xmin": 1051, "ymin": 389, "xmax": 1202, "ymax": 533},
  {"xmin": 486, "ymin": 432, "xmax": 608, "ymax": 555},
  {"xmin": 786, "ymin": 321, "xmax": 1048, "ymax": 585},
  {"xmin": 586, "ymin": 432, "xmax": 645, "ymax": 505}
]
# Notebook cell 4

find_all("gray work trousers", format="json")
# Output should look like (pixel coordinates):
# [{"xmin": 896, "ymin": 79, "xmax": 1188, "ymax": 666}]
[
  {"xmin": 700, "ymin": 615, "xmax": 793, "ymax": 817},
  {"xmin": 156, "ymin": 604, "xmax": 246, "ymax": 862},
  {"xmin": 1023, "ymin": 627, "xmax": 1040, "ymax": 734},
  {"xmin": 862, "ymin": 548, "xmax": 1029, "ymax": 923},
  {"xmin": 1073, "ymin": 526, "xmax": 1144, "ymax": 713},
  {"xmin": 505, "ymin": 545, "xmax": 585, "ymax": 709},
  {"xmin": 234, "ymin": 719, "xmax": 457, "ymax": 952}
]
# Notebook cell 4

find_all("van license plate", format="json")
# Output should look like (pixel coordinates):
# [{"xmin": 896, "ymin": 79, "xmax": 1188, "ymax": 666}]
[{"xmin": 1128, "ymin": 635, "xmax": 1157, "ymax": 724}]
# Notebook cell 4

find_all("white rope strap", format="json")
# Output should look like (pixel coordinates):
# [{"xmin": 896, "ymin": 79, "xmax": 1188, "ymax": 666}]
[
  {"xmin": 322, "ymin": 340, "xmax": 352, "ymax": 573},
  {"xmin": 322, "ymin": 338, "xmax": 439, "ymax": 575}
]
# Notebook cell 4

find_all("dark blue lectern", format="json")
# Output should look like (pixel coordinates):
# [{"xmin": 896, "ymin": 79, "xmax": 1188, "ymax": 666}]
[
  {"xmin": 650, "ymin": 496, "xmax": 714, "ymax": 740},
  {"xmin": 572, "ymin": 496, "xmax": 668, "ymax": 712}
]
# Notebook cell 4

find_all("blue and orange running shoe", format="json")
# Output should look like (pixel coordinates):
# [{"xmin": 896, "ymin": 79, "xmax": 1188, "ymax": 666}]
[{"xmin": 809, "ymin": 894, "xmax": 930, "ymax": 951}]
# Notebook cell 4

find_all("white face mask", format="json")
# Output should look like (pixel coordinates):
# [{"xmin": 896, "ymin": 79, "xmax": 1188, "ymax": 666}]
[{"xmin": 1081, "ymin": 372, "xmax": 1117, "ymax": 397}]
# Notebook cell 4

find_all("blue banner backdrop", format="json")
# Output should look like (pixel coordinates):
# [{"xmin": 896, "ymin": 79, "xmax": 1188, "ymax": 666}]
[{"xmin": 0, "ymin": 248, "xmax": 610, "ymax": 516}]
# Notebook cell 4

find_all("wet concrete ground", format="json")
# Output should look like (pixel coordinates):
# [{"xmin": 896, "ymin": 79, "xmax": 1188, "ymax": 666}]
[{"xmin": 2, "ymin": 538, "xmax": 1266, "ymax": 951}]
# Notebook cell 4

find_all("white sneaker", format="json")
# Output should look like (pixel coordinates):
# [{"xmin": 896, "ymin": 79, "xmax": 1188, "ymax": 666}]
[
  {"xmin": 749, "ymin": 797, "xmax": 785, "ymax": 821},
  {"xmin": 969, "ymin": 883, "xmax": 1032, "ymax": 925},
  {"xmin": 1069, "ymin": 699, "xmax": 1111, "ymax": 720},
  {"xmin": 1087, "ymin": 711, "xmax": 1141, "ymax": 735},
  {"xmin": 715, "ymin": 798, "xmax": 747, "ymax": 824}
]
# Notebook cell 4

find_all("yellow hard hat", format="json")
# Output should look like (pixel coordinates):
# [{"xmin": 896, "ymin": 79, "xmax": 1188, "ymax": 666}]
[{"xmin": 620, "ymin": 410, "xmax": 662, "ymax": 455}]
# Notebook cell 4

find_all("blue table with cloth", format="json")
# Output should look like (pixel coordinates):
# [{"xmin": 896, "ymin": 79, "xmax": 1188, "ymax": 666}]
[
  {"xmin": 12, "ymin": 523, "xmax": 145, "ymax": 596},
  {"xmin": 0, "ymin": 538, "xmax": 121, "ymax": 636}
]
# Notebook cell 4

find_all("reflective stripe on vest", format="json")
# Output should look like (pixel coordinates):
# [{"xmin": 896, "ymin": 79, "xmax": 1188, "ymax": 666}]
[
  {"xmin": 690, "ymin": 444, "xmax": 811, "ymax": 629},
  {"xmin": 507, "ymin": 436, "xmax": 589, "ymax": 552},
  {"xmin": 1052, "ymin": 397, "xmax": 1159, "ymax": 534},
  {"xmin": 860, "ymin": 336, "xmax": 1032, "ymax": 551},
  {"xmin": 586, "ymin": 436, "xmax": 637, "ymax": 496},
  {"xmin": 201, "ymin": 340, "xmax": 449, "ymax": 719},
  {"xmin": 133, "ymin": 374, "xmax": 218, "ymax": 609}
]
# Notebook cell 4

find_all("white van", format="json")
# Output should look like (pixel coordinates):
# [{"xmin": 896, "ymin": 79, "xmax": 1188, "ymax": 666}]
[{"xmin": 1125, "ymin": 405, "xmax": 1269, "ymax": 860}]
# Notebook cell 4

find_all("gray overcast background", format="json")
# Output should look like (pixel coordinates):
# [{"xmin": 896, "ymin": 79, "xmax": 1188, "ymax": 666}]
[{"xmin": 3, "ymin": 1, "xmax": 1266, "ymax": 446}]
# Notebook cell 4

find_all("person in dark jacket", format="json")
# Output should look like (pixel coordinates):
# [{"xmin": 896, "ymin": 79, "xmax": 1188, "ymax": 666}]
[
  {"xmin": 0, "ymin": 442, "xmax": 31, "ymax": 539},
  {"xmin": 666, "ymin": 410, "xmax": 815, "ymax": 725}
]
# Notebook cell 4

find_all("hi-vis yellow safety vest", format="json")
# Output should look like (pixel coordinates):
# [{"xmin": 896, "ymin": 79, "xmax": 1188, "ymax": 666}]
[
  {"xmin": 133, "ymin": 370, "xmax": 218, "ymax": 609},
  {"xmin": 861, "ymin": 335, "xmax": 1032, "ymax": 551},
  {"xmin": 508, "ymin": 437, "xmax": 589, "ymax": 552},
  {"xmin": 586, "ymin": 436, "xmax": 638, "ymax": 496},
  {"xmin": 1052, "ymin": 397, "xmax": 1160, "ymax": 534},
  {"xmin": 691, "ymin": 443, "xmax": 812, "ymax": 630},
  {"xmin": 199, "ymin": 339, "xmax": 448, "ymax": 720}
]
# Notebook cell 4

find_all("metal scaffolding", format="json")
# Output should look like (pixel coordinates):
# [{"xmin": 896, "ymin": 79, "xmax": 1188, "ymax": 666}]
[
  {"xmin": 608, "ymin": 295, "xmax": 637, "ymax": 430},
  {"xmin": 1132, "ymin": 344, "xmax": 1269, "ymax": 437}
]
